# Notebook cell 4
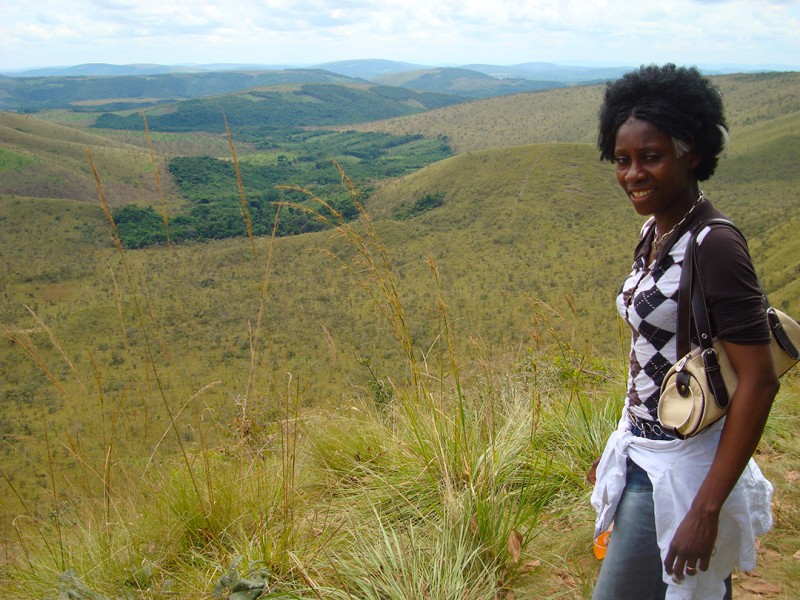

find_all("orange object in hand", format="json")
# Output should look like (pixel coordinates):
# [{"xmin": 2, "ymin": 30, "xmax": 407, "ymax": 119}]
[{"xmin": 593, "ymin": 523, "xmax": 613, "ymax": 560}]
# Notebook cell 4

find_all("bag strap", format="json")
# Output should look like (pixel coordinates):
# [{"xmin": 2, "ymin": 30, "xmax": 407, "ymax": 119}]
[
  {"xmin": 676, "ymin": 218, "xmax": 739, "ymax": 358},
  {"xmin": 689, "ymin": 238, "xmax": 731, "ymax": 408},
  {"xmin": 768, "ymin": 305, "xmax": 800, "ymax": 359},
  {"xmin": 703, "ymin": 228, "xmax": 799, "ymax": 360},
  {"xmin": 676, "ymin": 218, "xmax": 744, "ymax": 408}
]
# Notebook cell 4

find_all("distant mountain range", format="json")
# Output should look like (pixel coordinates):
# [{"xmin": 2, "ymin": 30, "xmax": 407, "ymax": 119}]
[
  {"xmin": 0, "ymin": 62, "xmax": 297, "ymax": 77},
  {"xmin": 2, "ymin": 59, "xmax": 798, "ymax": 112},
  {"xmin": 5, "ymin": 58, "xmax": 796, "ymax": 81}
]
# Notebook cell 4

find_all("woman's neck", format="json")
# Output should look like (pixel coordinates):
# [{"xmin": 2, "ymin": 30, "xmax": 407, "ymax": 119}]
[
  {"xmin": 651, "ymin": 189, "xmax": 705, "ymax": 260},
  {"xmin": 653, "ymin": 185, "xmax": 701, "ymax": 234}
]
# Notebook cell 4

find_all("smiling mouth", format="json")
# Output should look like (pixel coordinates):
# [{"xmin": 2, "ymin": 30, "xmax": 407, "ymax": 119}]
[{"xmin": 630, "ymin": 189, "xmax": 654, "ymax": 199}]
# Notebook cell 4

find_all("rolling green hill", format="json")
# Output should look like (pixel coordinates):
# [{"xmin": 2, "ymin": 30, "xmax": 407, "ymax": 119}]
[
  {"xmin": 0, "ymin": 79, "xmax": 462, "ymax": 221},
  {"xmin": 374, "ymin": 67, "xmax": 565, "ymax": 98},
  {"xmin": 0, "ymin": 69, "xmax": 365, "ymax": 111},
  {"xmin": 91, "ymin": 83, "xmax": 465, "ymax": 135}
]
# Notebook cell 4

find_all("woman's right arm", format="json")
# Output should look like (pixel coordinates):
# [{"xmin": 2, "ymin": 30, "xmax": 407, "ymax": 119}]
[{"xmin": 664, "ymin": 340, "xmax": 778, "ymax": 579}]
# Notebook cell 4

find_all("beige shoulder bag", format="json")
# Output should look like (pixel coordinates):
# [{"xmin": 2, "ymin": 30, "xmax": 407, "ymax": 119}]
[{"xmin": 658, "ymin": 219, "xmax": 800, "ymax": 438}]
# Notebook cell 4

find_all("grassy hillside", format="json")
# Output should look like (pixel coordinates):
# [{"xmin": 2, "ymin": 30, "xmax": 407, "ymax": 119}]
[
  {"xmin": 1, "ymin": 72, "xmax": 799, "ymax": 598},
  {"xmin": 0, "ymin": 111, "xmax": 180, "ymax": 206},
  {"xmin": 337, "ymin": 72, "xmax": 800, "ymax": 153},
  {"xmin": 2, "ymin": 71, "xmax": 798, "ymax": 507},
  {"xmin": 2, "ymin": 121, "xmax": 797, "ymax": 506},
  {"xmin": 335, "ymin": 84, "xmax": 602, "ymax": 152},
  {"xmin": 0, "ymin": 142, "xmax": 623, "ymax": 548}
]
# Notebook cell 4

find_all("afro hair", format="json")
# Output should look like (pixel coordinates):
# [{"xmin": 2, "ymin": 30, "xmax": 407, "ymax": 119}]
[{"xmin": 597, "ymin": 64, "xmax": 728, "ymax": 181}]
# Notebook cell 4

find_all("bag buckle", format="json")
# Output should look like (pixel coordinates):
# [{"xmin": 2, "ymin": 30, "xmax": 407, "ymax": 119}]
[{"xmin": 702, "ymin": 348, "xmax": 719, "ymax": 370}]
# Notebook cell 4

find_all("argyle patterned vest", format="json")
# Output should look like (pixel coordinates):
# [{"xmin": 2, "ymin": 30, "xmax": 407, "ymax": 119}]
[{"xmin": 616, "ymin": 222, "xmax": 693, "ymax": 421}]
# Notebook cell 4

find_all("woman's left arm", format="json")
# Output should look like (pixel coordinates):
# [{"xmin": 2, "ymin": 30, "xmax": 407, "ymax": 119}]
[{"xmin": 664, "ymin": 340, "xmax": 779, "ymax": 579}]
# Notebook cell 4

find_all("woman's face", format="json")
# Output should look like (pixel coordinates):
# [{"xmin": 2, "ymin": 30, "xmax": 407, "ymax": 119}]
[{"xmin": 613, "ymin": 117, "xmax": 699, "ymax": 222}]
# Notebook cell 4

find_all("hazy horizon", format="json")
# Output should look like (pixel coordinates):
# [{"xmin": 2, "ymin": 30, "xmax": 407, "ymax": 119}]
[{"xmin": 4, "ymin": 58, "xmax": 798, "ymax": 79}]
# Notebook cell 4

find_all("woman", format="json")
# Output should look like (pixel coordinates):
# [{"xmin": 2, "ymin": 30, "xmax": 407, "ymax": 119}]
[{"xmin": 590, "ymin": 64, "xmax": 780, "ymax": 600}]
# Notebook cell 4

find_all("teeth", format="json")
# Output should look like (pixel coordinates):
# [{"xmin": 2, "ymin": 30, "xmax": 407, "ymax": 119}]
[{"xmin": 631, "ymin": 190, "xmax": 652, "ymax": 198}]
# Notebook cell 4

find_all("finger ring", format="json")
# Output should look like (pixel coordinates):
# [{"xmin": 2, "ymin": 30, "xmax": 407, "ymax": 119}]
[{"xmin": 686, "ymin": 567, "xmax": 697, "ymax": 574}]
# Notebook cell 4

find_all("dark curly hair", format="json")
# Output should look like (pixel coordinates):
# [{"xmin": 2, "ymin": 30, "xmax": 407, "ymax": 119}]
[{"xmin": 597, "ymin": 64, "xmax": 728, "ymax": 181}]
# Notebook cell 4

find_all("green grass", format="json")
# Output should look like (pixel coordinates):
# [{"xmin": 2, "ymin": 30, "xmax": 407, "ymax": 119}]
[{"xmin": 0, "ymin": 147, "xmax": 37, "ymax": 172}]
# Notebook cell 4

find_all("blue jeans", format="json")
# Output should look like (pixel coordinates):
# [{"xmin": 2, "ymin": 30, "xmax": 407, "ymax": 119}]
[{"xmin": 592, "ymin": 459, "xmax": 732, "ymax": 600}]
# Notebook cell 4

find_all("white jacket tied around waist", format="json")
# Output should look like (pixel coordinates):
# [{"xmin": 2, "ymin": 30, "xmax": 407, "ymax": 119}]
[{"xmin": 591, "ymin": 415, "xmax": 773, "ymax": 600}]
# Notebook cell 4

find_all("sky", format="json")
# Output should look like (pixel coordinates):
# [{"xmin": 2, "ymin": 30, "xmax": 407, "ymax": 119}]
[{"xmin": 2, "ymin": 0, "xmax": 800, "ymax": 72}]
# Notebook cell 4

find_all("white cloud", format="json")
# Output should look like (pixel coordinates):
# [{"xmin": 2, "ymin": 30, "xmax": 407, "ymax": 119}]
[{"xmin": 1, "ymin": 0, "xmax": 798, "ymax": 69}]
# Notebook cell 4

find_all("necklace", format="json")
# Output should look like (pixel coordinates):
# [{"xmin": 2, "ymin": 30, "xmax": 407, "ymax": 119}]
[{"xmin": 652, "ymin": 190, "xmax": 705, "ymax": 253}]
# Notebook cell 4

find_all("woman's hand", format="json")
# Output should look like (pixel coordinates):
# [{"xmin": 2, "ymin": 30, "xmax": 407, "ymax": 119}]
[{"xmin": 664, "ymin": 505, "xmax": 719, "ymax": 579}]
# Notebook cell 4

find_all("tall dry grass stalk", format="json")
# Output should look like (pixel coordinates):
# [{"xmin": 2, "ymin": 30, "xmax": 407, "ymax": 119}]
[
  {"xmin": 40, "ymin": 407, "xmax": 65, "ymax": 571},
  {"xmin": 279, "ymin": 162, "xmax": 421, "ymax": 392},
  {"xmin": 141, "ymin": 111, "xmax": 171, "ymax": 249},
  {"xmin": 243, "ymin": 201, "xmax": 283, "ymax": 421},
  {"xmin": 0, "ymin": 321, "xmax": 69, "ymax": 401},
  {"xmin": 224, "ymin": 111, "xmax": 257, "ymax": 259},
  {"xmin": 86, "ymin": 147, "xmax": 212, "ymax": 530}
]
